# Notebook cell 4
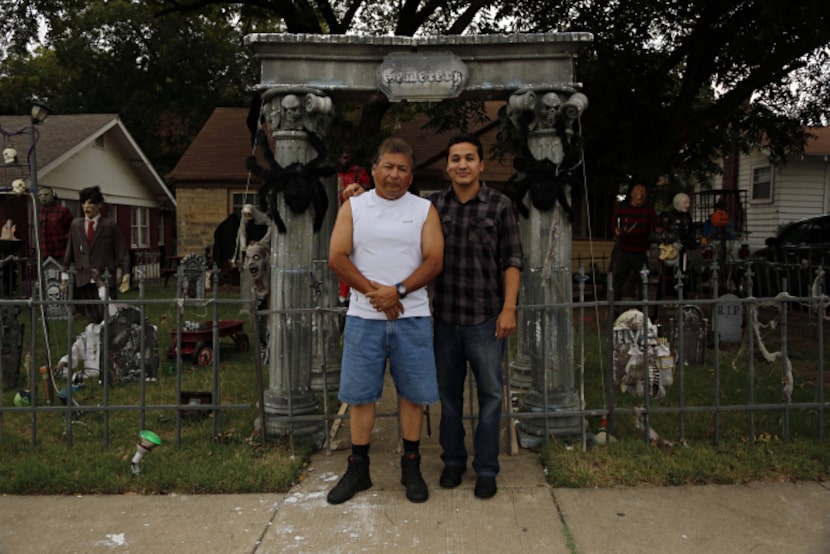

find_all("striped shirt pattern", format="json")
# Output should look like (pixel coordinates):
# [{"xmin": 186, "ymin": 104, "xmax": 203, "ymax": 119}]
[{"xmin": 612, "ymin": 202, "xmax": 660, "ymax": 253}]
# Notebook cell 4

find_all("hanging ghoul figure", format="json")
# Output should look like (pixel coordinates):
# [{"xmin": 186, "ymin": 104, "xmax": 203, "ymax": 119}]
[
  {"xmin": 245, "ymin": 91, "xmax": 335, "ymax": 234},
  {"xmin": 502, "ymin": 90, "xmax": 588, "ymax": 221}
]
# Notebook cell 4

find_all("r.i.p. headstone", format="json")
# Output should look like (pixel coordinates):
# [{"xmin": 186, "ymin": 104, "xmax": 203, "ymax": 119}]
[
  {"xmin": 715, "ymin": 293, "xmax": 743, "ymax": 343},
  {"xmin": 43, "ymin": 257, "xmax": 70, "ymax": 320}
]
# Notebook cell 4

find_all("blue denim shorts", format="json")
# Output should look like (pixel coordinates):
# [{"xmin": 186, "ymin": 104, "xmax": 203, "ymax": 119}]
[{"xmin": 339, "ymin": 316, "xmax": 438, "ymax": 406}]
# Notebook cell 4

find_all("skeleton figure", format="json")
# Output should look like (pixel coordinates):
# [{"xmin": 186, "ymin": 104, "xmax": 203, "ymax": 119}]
[
  {"xmin": 236, "ymin": 204, "xmax": 272, "ymax": 265},
  {"xmin": 612, "ymin": 309, "xmax": 674, "ymax": 398}
]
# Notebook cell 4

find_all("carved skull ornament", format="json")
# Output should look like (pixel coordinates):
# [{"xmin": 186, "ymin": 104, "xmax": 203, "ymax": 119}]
[{"xmin": 3, "ymin": 146, "xmax": 17, "ymax": 164}]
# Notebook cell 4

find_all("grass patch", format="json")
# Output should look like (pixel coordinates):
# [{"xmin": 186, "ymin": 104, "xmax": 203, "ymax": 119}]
[
  {"xmin": 0, "ymin": 282, "xmax": 314, "ymax": 494},
  {"xmin": 541, "ymin": 437, "xmax": 830, "ymax": 488}
]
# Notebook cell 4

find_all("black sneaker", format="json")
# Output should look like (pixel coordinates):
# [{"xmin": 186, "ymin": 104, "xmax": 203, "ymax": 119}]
[
  {"xmin": 439, "ymin": 465, "xmax": 466, "ymax": 488},
  {"xmin": 400, "ymin": 453, "xmax": 429, "ymax": 503},
  {"xmin": 474, "ymin": 476, "xmax": 497, "ymax": 499},
  {"xmin": 327, "ymin": 455, "xmax": 372, "ymax": 505}
]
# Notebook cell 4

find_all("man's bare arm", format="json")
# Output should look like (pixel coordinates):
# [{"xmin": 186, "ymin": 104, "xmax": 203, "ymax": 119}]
[{"xmin": 328, "ymin": 201, "xmax": 375, "ymax": 295}]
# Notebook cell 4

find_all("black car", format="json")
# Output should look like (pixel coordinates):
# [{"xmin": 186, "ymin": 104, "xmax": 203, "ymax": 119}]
[{"xmin": 743, "ymin": 214, "xmax": 830, "ymax": 298}]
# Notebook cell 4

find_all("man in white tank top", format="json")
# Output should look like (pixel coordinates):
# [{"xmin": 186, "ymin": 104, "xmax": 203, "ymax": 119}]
[{"xmin": 327, "ymin": 138, "xmax": 444, "ymax": 505}]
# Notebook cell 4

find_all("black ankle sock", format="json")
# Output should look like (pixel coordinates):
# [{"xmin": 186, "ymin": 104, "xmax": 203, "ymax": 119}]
[
  {"xmin": 402, "ymin": 439, "xmax": 419, "ymax": 455},
  {"xmin": 352, "ymin": 443, "xmax": 370, "ymax": 458}
]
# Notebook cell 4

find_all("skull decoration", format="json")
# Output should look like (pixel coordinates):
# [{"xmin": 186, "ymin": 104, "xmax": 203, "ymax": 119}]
[
  {"xmin": 11, "ymin": 179, "xmax": 28, "ymax": 196},
  {"xmin": 3, "ymin": 146, "xmax": 17, "ymax": 164}
]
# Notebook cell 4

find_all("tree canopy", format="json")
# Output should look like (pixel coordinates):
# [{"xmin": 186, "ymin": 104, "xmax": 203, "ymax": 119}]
[
  {"xmin": 2, "ymin": 0, "xmax": 828, "ymax": 189},
  {"xmin": 497, "ymin": 0, "xmax": 830, "ymax": 188},
  {"xmin": 1, "ymin": 0, "xmax": 258, "ymax": 173}
]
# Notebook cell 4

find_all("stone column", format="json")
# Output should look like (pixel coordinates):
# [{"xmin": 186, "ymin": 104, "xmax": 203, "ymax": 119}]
[
  {"xmin": 515, "ymin": 203, "xmax": 583, "ymax": 447},
  {"xmin": 259, "ymin": 88, "xmax": 333, "ymax": 444},
  {"xmin": 506, "ymin": 89, "xmax": 588, "ymax": 447},
  {"xmin": 508, "ymin": 285, "xmax": 533, "ymax": 393}
]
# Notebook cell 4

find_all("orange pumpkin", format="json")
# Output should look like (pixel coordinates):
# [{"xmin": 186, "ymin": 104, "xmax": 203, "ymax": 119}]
[{"xmin": 710, "ymin": 209, "xmax": 730, "ymax": 228}]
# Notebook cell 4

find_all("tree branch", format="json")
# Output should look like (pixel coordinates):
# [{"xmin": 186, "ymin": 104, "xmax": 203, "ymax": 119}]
[{"xmin": 447, "ymin": 0, "xmax": 494, "ymax": 35}]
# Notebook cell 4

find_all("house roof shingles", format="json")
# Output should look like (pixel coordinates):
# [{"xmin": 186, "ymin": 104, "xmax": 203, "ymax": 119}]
[
  {"xmin": 166, "ymin": 108, "xmax": 257, "ymax": 186},
  {"xmin": 1, "ymin": 113, "xmax": 119, "ymax": 170},
  {"xmin": 0, "ymin": 113, "xmax": 174, "ymax": 206}
]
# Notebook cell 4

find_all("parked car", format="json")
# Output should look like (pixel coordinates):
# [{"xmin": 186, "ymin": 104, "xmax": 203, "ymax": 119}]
[{"xmin": 743, "ymin": 214, "xmax": 830, "ymax": 298}]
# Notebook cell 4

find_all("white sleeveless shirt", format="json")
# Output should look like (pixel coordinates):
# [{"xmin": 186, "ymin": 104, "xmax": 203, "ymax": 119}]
[{"xmin": 347, "ymin": 190, "xmax": 431, "ymax": 320}]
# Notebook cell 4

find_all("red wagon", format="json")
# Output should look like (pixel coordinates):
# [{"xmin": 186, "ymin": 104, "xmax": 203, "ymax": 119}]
[{"xmin": 167, "ymin": 320, "xmax": 249, "ymax": 366}]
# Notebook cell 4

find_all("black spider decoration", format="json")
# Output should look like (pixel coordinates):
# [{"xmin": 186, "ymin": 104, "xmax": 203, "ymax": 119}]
[
  {"xmin": 246, "ymin": 129, "xmax": 334, "ymax": 234},
  {"xmin": 509, "ymin": 157, "xmax": 577, "ymax": 222}
]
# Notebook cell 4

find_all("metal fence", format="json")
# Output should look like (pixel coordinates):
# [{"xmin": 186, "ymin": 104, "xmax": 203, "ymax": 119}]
[{"xmin": 0, "ymin": 258, "xmax": 827, "ymax": 452}]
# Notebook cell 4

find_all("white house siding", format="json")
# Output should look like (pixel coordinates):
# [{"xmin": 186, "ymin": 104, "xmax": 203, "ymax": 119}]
[
  {"xmin": 737, "ymin": 151, "xmax": 830, "ymax": 250},
  {"xmin": 43, "ymin": 135, "xmax": 157, "ymax": 208}
]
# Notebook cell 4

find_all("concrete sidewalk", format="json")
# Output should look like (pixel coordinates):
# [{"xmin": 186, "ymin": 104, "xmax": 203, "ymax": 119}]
[
  {"xmin": 1, "ymin": 382, "xmax": 828, "ymax": 553},
  {"xmin": 1, "ymin": 453, "xmax": 828, "ymax": 553}
]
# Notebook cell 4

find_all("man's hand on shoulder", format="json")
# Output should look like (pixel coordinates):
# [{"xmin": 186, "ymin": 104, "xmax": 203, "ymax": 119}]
[{"xmin": 342, "ymin": 182, "xmax": 367, "ymax": 200}]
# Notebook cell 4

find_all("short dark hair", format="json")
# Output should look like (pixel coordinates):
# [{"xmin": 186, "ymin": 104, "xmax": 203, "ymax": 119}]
[
  {"xmin": 446, "ymin": 133, "xmax": 483, "ymax": 161},
  {"xmin": 373, "ymin": 137, "xmax": 414, "ymax": 168},
  {"xmin": 79, "ymin": 186, "xmax": 104, "ymax": 205}
]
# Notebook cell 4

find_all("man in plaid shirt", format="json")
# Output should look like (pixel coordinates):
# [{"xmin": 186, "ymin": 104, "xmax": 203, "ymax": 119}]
[{"xmin": 429, "ymin": 133, "xmax": 523, "ymax": 500}]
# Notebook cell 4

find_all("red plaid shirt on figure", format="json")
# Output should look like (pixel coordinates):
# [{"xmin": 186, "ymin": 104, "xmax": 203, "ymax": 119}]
[{"xmin": 40, "ymin": 203, "xmax": 74, "ymax": 259}]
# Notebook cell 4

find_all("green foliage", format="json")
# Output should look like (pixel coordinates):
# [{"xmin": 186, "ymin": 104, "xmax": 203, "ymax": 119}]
[
  {"xmin": 493, "ymin": 0, "xmax": 830, "ymax": 190},
  {"xmin": 1, "ymin": 1, "xmax": 257, "ymax": 174},
  {"xmin": 3, "ymin": 0, "xmax": 830, "ymax": 203}
]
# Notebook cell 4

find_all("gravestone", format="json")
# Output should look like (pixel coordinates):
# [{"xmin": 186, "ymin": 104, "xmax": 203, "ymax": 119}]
[
  {"xmin": 715, "ymin": 294, "xmax": 743, "ymax": 343},
  {"xmin": 669, "ymin": 305, "xmax": 707, "ymax": 364},
  {"xmin": 179, "ymin": 254, "xmax": 207, "ymax": 299},
  {"xmin": 43, "ymin": 257, "xmax": 70, "ymax": 320},
  {"xmin": 0, "ymin": 305, "xmax": 23, "ymax": 389},
  {"xmin": 103, "ymin": 305, "xmax": 159, "ymax": 384}
]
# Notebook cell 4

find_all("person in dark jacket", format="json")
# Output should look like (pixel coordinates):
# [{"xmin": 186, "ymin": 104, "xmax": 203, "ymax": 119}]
[{"xmin": 63, "ymin": 186, "xmax": 129, "ymax": 323}]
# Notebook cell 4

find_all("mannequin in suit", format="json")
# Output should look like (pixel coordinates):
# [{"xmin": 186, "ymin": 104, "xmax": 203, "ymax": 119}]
[{"xmin": 63, "ymin": 186, "xmax": 130, "ymax": 323}]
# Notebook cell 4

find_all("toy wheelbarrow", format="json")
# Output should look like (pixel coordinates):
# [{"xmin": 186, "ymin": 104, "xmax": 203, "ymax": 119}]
[{"xmin": 167, "ymin": 320, "xmax": 249, "ymax": 366}]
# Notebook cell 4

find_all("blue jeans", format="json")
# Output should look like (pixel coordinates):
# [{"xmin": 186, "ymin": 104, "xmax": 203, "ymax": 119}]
[
  {"xmin": 340, "ymin": 316, "xmax": 438, "ymax": 406},
  {"xmin": 435, "ymin": 318, "xmax": 504, "ymax": 477}
]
